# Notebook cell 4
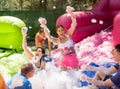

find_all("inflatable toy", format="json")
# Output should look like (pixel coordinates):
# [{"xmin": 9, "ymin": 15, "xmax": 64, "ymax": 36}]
[
  {"xmin": 56, "ymin": 0, "xmax": 120, "ymax": 43},
  {"xmin": 112, "ymin": 13, "xmax": 120, "ymax": 46},
  {"xmin": 0, "ymin": 16, "xmax": 26, "ymax": 51}
]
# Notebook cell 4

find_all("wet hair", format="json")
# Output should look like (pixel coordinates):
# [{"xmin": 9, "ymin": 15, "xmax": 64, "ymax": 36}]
[
  {"xmin": 38, "ymin": 28, "xmax": 44, "ymax": 34},
  {"xmin": 21, "ymin": 63, "xmax": 34, "ymax": 75},
  {"xmin": 56, "ymin": 25, "xmax": 64, "ymax": 30},
  {"xmin": 115, "ymin": 44, "xmax": 120, "ymax": 52},
  {"xmin": 36, "ymin": 46, "xmax": 45, "ymax": 54}
]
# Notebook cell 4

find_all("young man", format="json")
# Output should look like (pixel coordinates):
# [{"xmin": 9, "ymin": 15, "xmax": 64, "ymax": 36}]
[{"xmin": 35, "ymin": 28, "xmax": 52, "ymax": 56}]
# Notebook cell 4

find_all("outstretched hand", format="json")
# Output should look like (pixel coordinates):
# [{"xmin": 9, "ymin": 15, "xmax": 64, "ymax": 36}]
[
  {"xmin": 66, "ymin": 6, "xmax": 74, "ymax": 14},
  {"xmin": 38, "ymin": 17, "xmax": 47, "ymax": 27},
  {"xmin": 21, "ymin": 27, "xmax": 28, "ymax": 37}
]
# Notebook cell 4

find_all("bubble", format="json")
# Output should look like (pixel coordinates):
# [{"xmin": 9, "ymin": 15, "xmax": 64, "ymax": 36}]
[
  {"xmin": 91, "ymin": 18, "xmax": 97, "ymax": 23},
  {"xmin": 29, "ymin": 26, "xmax": 32, "ymax": 29},
  {"xmin": 53, "ymin": 6, "xmax": 56, "ymax": 9},
  {"xmin": 9, "ymin": 45, "xmax": 13, "ymax": 49},
  {"xmin": 99, "ymin": 20, "xmax": 104, "ymax": 24}
]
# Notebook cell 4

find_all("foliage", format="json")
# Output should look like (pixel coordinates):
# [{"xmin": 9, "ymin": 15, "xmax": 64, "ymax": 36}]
[
  {"xmin": 0, "ymin": 0, "xmax": 97, "ymax": 11},
  {"xmin": 0, "ymin": 10, "xmax": 64, "ymax": 40}
]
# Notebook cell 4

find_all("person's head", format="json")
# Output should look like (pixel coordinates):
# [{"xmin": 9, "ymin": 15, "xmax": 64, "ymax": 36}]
[
  {"xmin": 21, "ymin": 63, "xmax": 34, "ymax": 79},
  {"xmin": 38, "ymin": 28, "xmax": 46, "ymax": 38},
  {"xmin": 35, "ymin": 47, "xmax": 45, "ymax": 56},
  {"xmin": 111, "ymin": 44, "xmax": 120, "ymax": 63},
  {"xmin": 56, "ymin": 25, "xmax": 65, "ymax": 36}
]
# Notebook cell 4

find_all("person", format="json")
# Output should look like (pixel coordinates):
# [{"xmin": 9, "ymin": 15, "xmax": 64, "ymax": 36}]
[
  {"xmin": 82, "ymin": 44, "xmax": 120, "ymax": 89},
  {"xmin": 35, "ymin": 28, "xmax": 52, "ymax": 56},
  {"xmin": 21, "ymin": 27, "xmax": 49, "ymax": 71},
  {"xmin": 38, "ymin": 6, "xmax": 79, "ymax": 69},
  {"xmin": 7, "ymin": 62, "xmax": 34, "ymax": 89},
  {"xmin": 0, "ymin": 73, "xmax": 8, "ymax": 89}
]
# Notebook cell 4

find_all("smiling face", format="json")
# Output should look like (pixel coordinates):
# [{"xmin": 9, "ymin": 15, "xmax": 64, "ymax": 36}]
[
  {"xmin": 35, "ymin": 47, "xmax": 43, "ymax": 56},
  {"xmin": 56, "ymin": 25, "xmax": 65, "ymax": 37}
]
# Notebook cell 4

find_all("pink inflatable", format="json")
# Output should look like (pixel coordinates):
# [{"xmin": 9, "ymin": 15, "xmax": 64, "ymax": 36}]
[
  {"xmin": 56, "ymin": 0, "xmax": 120, "ymax": 43},
  {"xmin": 112, "ymin": 13, "xmax": 120, "ymax": 46}
]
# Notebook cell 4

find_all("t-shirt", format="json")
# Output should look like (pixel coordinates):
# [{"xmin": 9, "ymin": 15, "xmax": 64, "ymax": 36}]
[
  {"xmin": 7, "ymin": 73, "xmax": 32, "ymax": 89},
  {"xmin": 110, "ymin": 63, "xmax": 120, "ymax": 89}
]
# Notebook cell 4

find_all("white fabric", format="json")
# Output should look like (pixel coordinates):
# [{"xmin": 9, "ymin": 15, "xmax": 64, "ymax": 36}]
[{"xmin": 58, "ymin": 36, "xmax": 74, "ymax": 49}]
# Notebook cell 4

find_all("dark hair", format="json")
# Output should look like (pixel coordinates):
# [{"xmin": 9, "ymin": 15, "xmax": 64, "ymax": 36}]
[
  {"xmin": 21, "ymin": 63, "xmax": 34, "ymax": 75},
  {"xmin": 38, "ymin": 28, "xmax": 44, "ymax": 34},
  {"xmin": 36, "ymin": 46, "xmax": 45, "ymax": 54},
  {"xmin": 56, "ymin": 25, "xmax": 64, "ymax": 30},
  {"xmin": 115, "ymin": 44, "xmax": 120, "ymax": 52}
]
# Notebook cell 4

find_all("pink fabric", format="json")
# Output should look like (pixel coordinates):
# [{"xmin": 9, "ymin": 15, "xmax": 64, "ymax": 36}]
[
  {"xmin": 56, "ymin": 0, "xmax": 120, "ymax": 43},
  {"xmin": 60, "ymin": 53, "xmax": 79, "ymax": 68},
  {"xmin": 112, "ymin": 13, "xmax": 120, "ymax": 46}
]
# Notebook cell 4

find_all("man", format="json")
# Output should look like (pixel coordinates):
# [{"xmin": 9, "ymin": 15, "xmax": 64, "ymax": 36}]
[
  {"xmin": 35, "ymin": 28, "xmax": 52, "ymax": 56},
  {"xmin": 83, "ymin": 44, "xmax": 120, "ymax": 89}
]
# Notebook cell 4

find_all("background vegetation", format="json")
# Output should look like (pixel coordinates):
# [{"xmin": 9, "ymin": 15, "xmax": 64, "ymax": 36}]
[{"xmin": 0, "ymin": 0, "xmax": 98, "ymax": 40}]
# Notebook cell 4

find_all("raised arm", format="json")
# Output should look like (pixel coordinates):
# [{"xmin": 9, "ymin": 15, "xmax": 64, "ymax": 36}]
[
  {"xmin": 47, "ymin": 39, "xmax": 52, "ymax": 56},
  {"xmin": 21, "ymin": 27, "xmax": 34, "ymax": 59},
  {"xmin": 38, "ymin": 17, "xmax": 59, "ymax": 44},
  {"xmin": 66, "ymin": 6, "xmax": 77, "ymax": 36}
]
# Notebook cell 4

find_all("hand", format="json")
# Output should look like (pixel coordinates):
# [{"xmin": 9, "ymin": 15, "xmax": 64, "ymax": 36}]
[
  {"xmin": 21, "ymin": 27, "xmax": 28, "ymax": 37},
  {"xmin": 81, "ymin": 65, "xmax": 93, "ymax": 70},
  {"xmin": 66, "ymin": 6, "xmax": 74, "ymax": 14},
  {"xmin": 38, "ymin": 17, "xmax": 47, "ymax": 27}
]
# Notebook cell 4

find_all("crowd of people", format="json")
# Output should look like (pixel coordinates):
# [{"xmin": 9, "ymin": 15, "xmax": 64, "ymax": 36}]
[{"xmin": 0, "ymin": 6, "xmax": 120, "ymax": 89}]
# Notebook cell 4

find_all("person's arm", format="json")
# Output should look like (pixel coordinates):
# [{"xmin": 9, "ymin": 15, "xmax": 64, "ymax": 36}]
[
  {"xmin": 41, "ymin": 24, "xmax": 59, "ymax": 44},
  {"xmin": 85, "ymin": 76, "xmax": 114, "ymax": 88},
  {"xmin": 48, "ymin": 39, "xmax": 52, "ymax": 56},
  {"xmin": 0, "ymin": 74, "xmax": 7, "ymax": 89},
  {"xmin": 21, "ymin": 29, "xmax": 34, "ymax": 60},
  {"xmin": 35, "ymin": 33, "xmax": 40, "ymax": 48},
  {"xmin": 84, "ymin": 65, "xmax": 117, "ymax": 75},
  {"xmin": 82, "ymin": 66, "xmax": 118, "ymax": 87},
  {"xmin": 66, "ymin": 6, "xmax": 77, "ymax": 36}
]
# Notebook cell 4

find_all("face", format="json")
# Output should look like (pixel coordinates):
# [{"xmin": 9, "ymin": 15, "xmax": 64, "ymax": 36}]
[
  {"xmin": 39, "ymin": 32, "xmax": 46, "ymax": 39},
  {"xmin": 56, "ymin": 26, "xmax": 65, "ymax": 36},
  {"xmin": 111, "ymin": 48, "xmax": 120, "ymax": 62},
  {"xmin": 35, "ymin": 48, "xmax": 43, "ymax": 56}
]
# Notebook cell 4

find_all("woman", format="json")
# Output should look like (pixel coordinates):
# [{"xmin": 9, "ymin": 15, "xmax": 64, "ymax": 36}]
[
  {"xmin": 39, "ymin": 6, "xmax": 79, "ymax": 69},
  {"xmin": 21, "ymin": 28, "xmax": 49, "ymax": 71}
]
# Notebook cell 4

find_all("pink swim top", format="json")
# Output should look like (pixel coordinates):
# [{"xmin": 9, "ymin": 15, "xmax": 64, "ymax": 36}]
[{"xmin": 58, "ymin": 36, "xmax": 74, "ymax": 49}]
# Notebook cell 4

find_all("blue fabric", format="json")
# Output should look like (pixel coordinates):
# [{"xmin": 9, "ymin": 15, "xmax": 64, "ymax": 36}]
[
  {"xmin": 79, "ymin": 62, "xmax": 117, "ymax": 89},
  {"xmin": 102, "ymin": 62, "xmax": 117, "ymax": 68},
  {"xmin": 110, "ymin": 64, "xmax": 120, "ymax": 89},
  {"xmin": 7, "ymin": 73, "xmax": 32, "ymax": 89}
]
